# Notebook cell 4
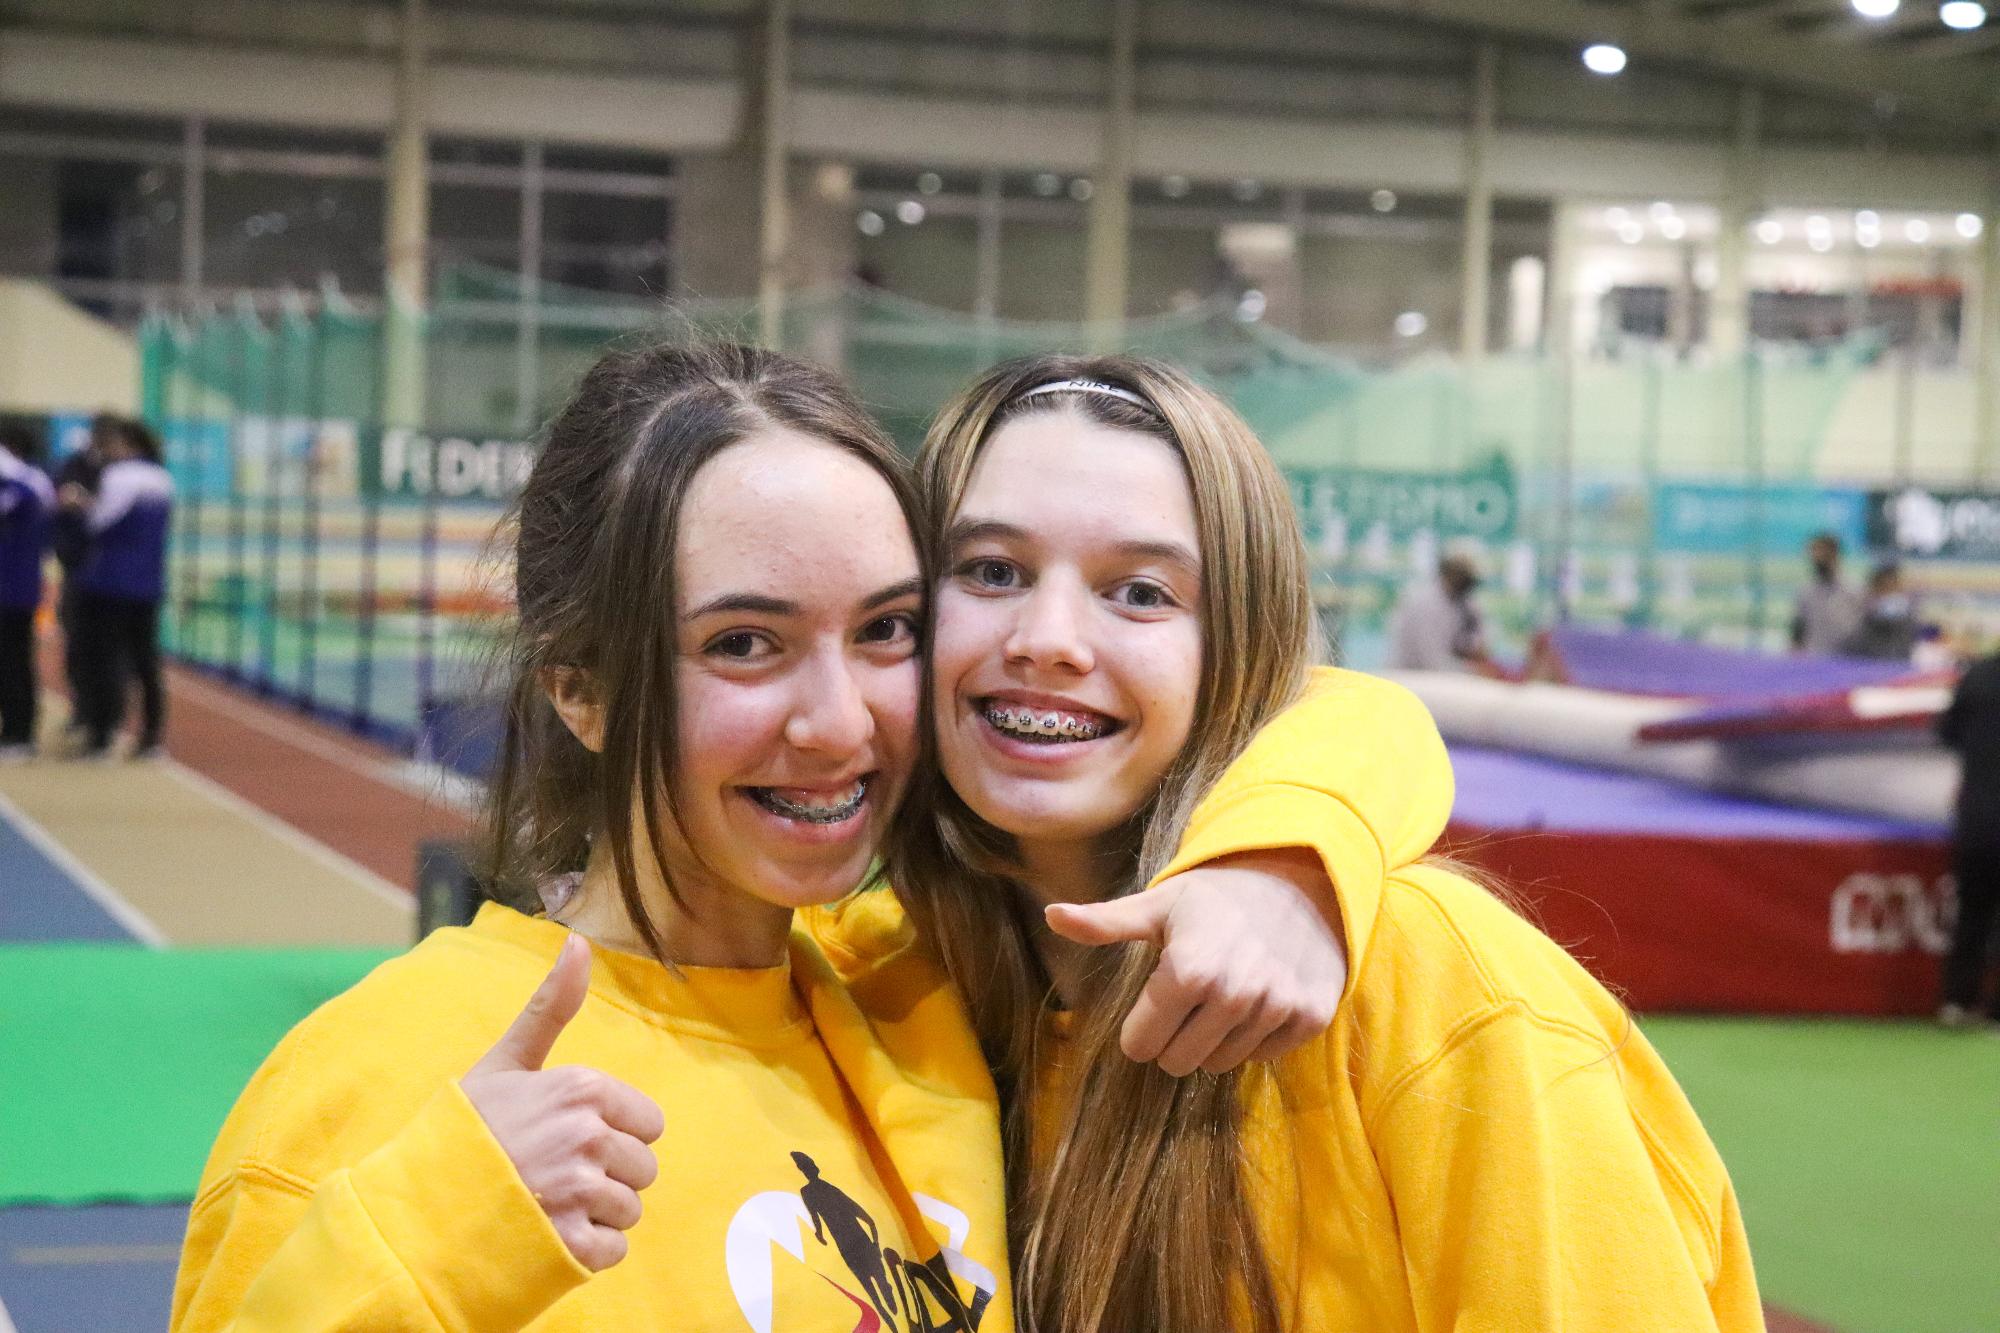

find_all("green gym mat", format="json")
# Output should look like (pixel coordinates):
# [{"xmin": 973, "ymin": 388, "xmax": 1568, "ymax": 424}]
[
  {"xmin": 3, "ymin": 945, "xmax": 1994, "ymax": 1332},
  {"xmin": 1644, "ymin": 1016, "xmax": 2000, "ymax": 1333},
  {"xmin": 0, "ymin": 944, "xmax": 394, "ymax": 1206}
]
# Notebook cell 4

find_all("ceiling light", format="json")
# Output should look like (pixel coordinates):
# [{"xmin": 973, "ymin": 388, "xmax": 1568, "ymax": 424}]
[
  {"xmin": 1649, "ymin": 201, "xmax": 1675, "ymax": 221},
  {"xmin": 1957, "ymin": 212, "xmax": 1984, "ymax": 239},
  {"xmin": 1232, "ymin": 178, "xmax": 1262, "ymax": 202},
  {"xmin": 1160, "ymin": 174, "xmax": 1190, "ymax": 198},
  {"xmin": 1617, "ymin": 220, "xmax": 1645, "ymax": 244},
  {"xmin": 1582, "ymin": 44, "xmax": 1627, "ymax": 75},
  {"xmin": 896, "ymin": 199, "xmax": 926, "ymax": 225},
  {"xmin": 916, "ymin": 171, "xmax": 943, "ymax": 196},
  {"xmin": 1033, "ymin": 172, "xmax": 1062, "ymax": 197},
  {"xmin": 1808, "ymin": 234, "xmax": 1834, "ymax": 253},
  {"xmin": 1852, "ymin": 0, "xmax": 1899, "ymax": 15},
  {"xmin": 1659, "ymin": 215, "xmax": 1688, "ymax": 240},
  {"xmin": 1605, "ymin": 207, "xmax": 1632, "ymax": 227},
  {"xmin": 1855, "ymin": 209, "xmax": 1881, "ymax": 228},
  {"xmin": 1371, "ymin": 188, "xmax": 1398, "ymax": 212},
  {"xmin": 1069, "ymin": 178, "xmax": 1095, "ymax": 202},
  {"xmin": 1394, "ymin": 310, "xmax": 1428, "ymax": 338},
  {"xmin": 1858, "ymin": 230, "xmax": 1881, "ymax": 249},
  {"xmin": 1906, "ymin": 218, "xmax": 1932, "ymax": 242},
  {"xmin": 1756, "ymin": 218, "xmax": 1784, "ymax": 244},
  {"xmin": 856, "ymin": 210, "xmax": 885, "ymax": 237},
  {"xmin": 1941, "ymin": 1, "xmax": 1986, "ymax": 29}
]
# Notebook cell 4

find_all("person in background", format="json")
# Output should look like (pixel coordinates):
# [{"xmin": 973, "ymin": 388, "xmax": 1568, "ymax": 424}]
[
  {"xmin": 1938, "ymin": 645, "xmax": 2000, "ymax": 1028},
  {"xmin": 1839, "ymin": 561, "xmax": 1924, "ymax": 662},
  {"xmin": 60, "ymin": 417, "xmax": 174, "ymax": 759},
  {"xmin": 53, "ymin": 415, "xmax": 114, "ymax": 720},
  {"xmin": 0, "ymin": 424, "xmax": 54, "ymax": 760},
  {"xmin": 1790, "ymin": 530, "xmax": 1863, "ymax": 655},
  {"xmin": 1387, "ymin": 551, "xmax": 1497, "ymax": 674}
]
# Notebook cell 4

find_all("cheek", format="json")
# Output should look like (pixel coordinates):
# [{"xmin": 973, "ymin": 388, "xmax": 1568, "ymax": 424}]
[
  {"xmin": 930, "ymin": 587, "xmax": 1005, "ymax": 688},
  {"xmin": 674, "ymin": 670, "xmax": 787, "ymax": 789},
  {"xmin": 867, "ymin": 659, "xmax": 921, "ymax": 758},
  {"xmin": 1134, "ymin": 627, "xmax": 1203, "ymax": 753}
]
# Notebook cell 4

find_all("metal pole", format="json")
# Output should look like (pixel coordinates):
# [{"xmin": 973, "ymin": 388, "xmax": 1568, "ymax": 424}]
[
  {"xmin": 514, "ymin": 141, "xmax": 545, "ymax": 434},
  {"xmin": 179, "ymin": 117, "xmax": 205, "ymax": 308},
  {"xmin": 1460, "ymin": 42, "xmax": 1497, "ymax": 366},
  {"xmin": 1976, "ymin": 139, "xmax": 2000, "ymax": 484},
  {"xmin": 974, "ymin": 170, "xmax": 1003, "ymax": 324},
  {"xmin": 1711, "ymin": 86, "xmax": 1761, "ymax": 362},
  {"xmin": 381, "ymin": 0, "xmax": 430, "ymax": 429},
  {"xmin": 1084, "ymin": 0, "xmax": 1137, "ymax": 329},
  {"xmin": 757, "ymin": 0, "xmax": 793, "ymax": 348}
]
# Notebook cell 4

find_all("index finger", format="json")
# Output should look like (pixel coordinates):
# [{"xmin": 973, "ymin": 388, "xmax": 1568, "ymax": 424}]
[{"xmin": 587, "ymin": 1073, "xmax": 666, "ymax": 1145}]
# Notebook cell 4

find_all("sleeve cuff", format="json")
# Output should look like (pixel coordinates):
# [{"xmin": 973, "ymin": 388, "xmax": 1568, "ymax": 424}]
[
  {"xmin": 1148, "ymin": 781, "xmax": 1385, "ymax": 1005},
  {"xmin": 347, "ymin": 1082, "xmax": 593, "ymax": 1332}
]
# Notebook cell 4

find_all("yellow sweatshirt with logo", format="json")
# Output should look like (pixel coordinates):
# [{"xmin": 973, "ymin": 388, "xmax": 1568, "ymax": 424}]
[
  {"xmin": 814, "ymin": 666, "xmax": 1766, "ymax": 1332},
  {"xmin": 171, "ymin": 666, "xmax": 1446, "ymax": 1333},
  {"xmin": 171, "ymin": 907, "xmax": 1010, "ymax": 1333}
]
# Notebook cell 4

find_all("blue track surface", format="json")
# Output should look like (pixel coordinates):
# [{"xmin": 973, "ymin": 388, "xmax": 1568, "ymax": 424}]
[
  {"xmin": 0, "ymin": 1204, "xmax": 187, "ymax": 1333},
  {"xmin": 0, "ymin": 800, "xmax": 136, "ymax": 944}
]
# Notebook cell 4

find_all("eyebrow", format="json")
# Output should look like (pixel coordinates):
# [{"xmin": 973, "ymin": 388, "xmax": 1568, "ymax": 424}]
[
  {"xmin": 682, "ymin": 576, "xmax": 924, "ymax": 623},
  {"xmin": 949, "ymin": 516, "xmax": 1201, "ymax": 580}
]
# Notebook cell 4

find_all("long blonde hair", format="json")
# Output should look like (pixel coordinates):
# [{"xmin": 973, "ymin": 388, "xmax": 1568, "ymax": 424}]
[{"xmin": 885, "ymin": 355, "xmax": 1316, "ymax": 1332}]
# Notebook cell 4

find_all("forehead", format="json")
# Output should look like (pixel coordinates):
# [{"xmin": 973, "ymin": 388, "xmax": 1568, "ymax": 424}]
[
  {"xmin": 678, "ymin": 427, "xmax": 917, "ymax": 596},
  {"xmin": 961, "ymin": 410, "xmax": 1196, "ymax": 545}
]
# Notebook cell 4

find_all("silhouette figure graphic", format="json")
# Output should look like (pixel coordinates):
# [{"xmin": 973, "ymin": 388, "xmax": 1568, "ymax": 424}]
[{"xmin": 793, "ymin": 1151, "xmax": 899, "ymax": 1327}]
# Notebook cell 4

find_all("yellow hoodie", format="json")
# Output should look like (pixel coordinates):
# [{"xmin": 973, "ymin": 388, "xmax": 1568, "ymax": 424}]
[
  {"xmin": 815, "ymin": 667, "xmax": 1766, "ymax": 1332},
  {"xmin": 171, "ymin": 666, "xmax": 1446, "ymax": 1333},
  {"xmin": 171, "ymin": 908, "xmax": 1009, "ymax": 1333}
]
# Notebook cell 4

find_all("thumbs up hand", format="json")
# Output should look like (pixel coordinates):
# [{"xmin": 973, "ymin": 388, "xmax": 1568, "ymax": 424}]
[
  {"xmin": 1045, "ymin": 849, "xmax": 1346, "ymax": 1078},
  {"xmin": 461, "ymin": 935, "xmax": 666, "ymax": 1272}
]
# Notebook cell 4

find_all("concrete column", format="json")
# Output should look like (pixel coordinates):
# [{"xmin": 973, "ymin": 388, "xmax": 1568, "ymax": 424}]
[
  {"xmin": 1544, "ymin": 199, "xmax": 1581, "ymax": 358},
  {"xmin": 513, "ymin": 141, "xmax": 544, "ymax": 434},
  {"xmin": 1083, "ymin": 0, "xmax": 1137, "ymax": 326},
  {"xmin": 381, "ymin": 0, "xmax": 429, "ymax": 428},
  {"xmin": 180, "ymin": 117, "xmax": 206, "ymax": 306},
  {"xmin": 1710, "ymin": 85, "xmax": 1762, "ymax": 362},
  {"xmin": 974, "ymin": 170, "xmax": 1003, "ymax": 323},
  {"xmin": 1459, "ymin": 42, "xmax": 1497, "ymax": 365},
  {"xmin": 757, "ymin": 0, "xmax": 793, "ymax": 347}
]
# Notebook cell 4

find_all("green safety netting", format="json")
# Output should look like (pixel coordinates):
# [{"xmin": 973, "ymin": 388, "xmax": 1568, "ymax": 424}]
[{"xmin": 138, "ymin": 270, "xmax": 1872, "ymax": 746}]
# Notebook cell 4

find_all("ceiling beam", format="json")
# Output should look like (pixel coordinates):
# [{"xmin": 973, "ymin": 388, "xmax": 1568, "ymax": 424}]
[{"xmin": 1313, "ymin": 0, "xmax": 2000, "ymax": 123}]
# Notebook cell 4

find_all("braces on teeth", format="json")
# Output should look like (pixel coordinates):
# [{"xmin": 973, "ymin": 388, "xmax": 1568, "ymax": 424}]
[{"xmin": 985, "ymin": 705, "xmax": 1104, "ymax": 740}]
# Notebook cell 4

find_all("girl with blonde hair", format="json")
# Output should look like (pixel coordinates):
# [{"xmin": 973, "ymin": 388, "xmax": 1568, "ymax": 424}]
[{"xmin": 851, "ymin": 354, "xmax": 1764, "ymax": 1331}]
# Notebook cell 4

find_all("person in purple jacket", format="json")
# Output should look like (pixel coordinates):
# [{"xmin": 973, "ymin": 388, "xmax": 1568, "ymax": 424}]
[
  {"xmin": 59, "ymin": 417, "xmax": 174, "ymax": 759},
  {"xmin": 0, "ymin": 424, "xmax": 55, "ymax": 760}
]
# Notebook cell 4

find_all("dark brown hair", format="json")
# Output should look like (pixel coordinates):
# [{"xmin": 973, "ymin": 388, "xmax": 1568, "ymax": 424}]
[
  {"xmin": 480, "ymin": 341, "xmax": 923, "ymax": 959},
  {"xmin": 887, "ymin": 354, "xmax": 1315, "ymax": 1333}
]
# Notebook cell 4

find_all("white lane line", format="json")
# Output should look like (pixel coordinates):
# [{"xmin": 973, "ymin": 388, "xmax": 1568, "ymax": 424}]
[
  {"xmin": 158, "ymin": 760, "xmax": 414, "ymax": 915},
  {"xmin": 0, "ymin": 789, "xmax": 167, "ymax": 947},
  {"xmin": 0, "ymin": 1289, "xmax": 19, "ymax": 1333}
]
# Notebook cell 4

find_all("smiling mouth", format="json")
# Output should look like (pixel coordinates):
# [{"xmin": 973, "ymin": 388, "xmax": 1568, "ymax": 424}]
[
  {"xmin": 978, "ymin": 699, "xmax": 1119, "ymax": 745},
  {"xmin": 746, "ymin": 777, "xmax": 872, "ymax": 824}
]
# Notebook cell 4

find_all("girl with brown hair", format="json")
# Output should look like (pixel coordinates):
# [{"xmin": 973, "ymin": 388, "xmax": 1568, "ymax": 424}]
[
  {"xmin": 868, "ymin": 355, "xmax": 1765, "ymax": 1332},
  {"xmin": 171, "ymin": 341, "xmax": 1416, "ymax": 1332}
]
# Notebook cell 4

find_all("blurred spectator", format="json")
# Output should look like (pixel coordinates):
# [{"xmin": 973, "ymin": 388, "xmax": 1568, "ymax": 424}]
[
  {"xmin": 1839, "ymin": 562, "xmax": 1923, "ymax": 662},
  {"xmin": 0, "ymin": 425, "xmax": 54, "ymax": 760},
  {"xmin": 1938, "ymin": 647, "xmax": 2000, "ymax": 1027},
  {"xmin": 1387, "ymin": 553, "xmax": 1495, "ymax": 674},
  {"xmin": 62, "ymin": 418, "xmax": 173, "ymax": 759},
  {"xmin": 53, "ymin": 415, "xmax": 116, "ymax": 721},
  {"xmin": 1790, "ymin": 531, "xmax": 1862, "ymax": 655}
]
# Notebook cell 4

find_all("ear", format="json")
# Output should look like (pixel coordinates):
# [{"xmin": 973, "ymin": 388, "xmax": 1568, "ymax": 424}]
[{"xmin": 540, "ymin": 666, "xmax": 607, "ymax": 753}]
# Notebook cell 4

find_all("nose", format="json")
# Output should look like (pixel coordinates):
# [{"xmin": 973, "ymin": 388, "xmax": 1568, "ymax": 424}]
[
  {"xmin": 1003, "ymin": 576, "xmax": 1095, "ymax": 675},
  {"xmin": 783, "ymin": 645, "xmax": 875, "ymax": 755}
]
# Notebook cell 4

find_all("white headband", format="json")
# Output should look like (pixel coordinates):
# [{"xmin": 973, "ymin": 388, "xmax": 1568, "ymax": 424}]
[{"xmin": 1015, "ymin": 378, "xmax": 1152, "ymax": 411}]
